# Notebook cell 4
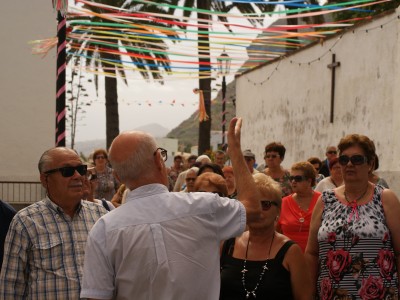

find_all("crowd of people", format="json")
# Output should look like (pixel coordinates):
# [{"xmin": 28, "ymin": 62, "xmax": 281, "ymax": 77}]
[{"xmin": 0, "ymin": 117, "xmax": 399, "ymax": 300}]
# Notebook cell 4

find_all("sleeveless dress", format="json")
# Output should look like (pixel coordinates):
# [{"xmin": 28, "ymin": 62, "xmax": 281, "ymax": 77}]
[
  {"xmin": 279, "ymin": 191, "xmax": 321, "ymax": 252},
  {"xmin": 317, "ymin": 185, "xmax": 398, "ymax": 299},
  {"xmin": 220, "ymin": 239, "xmax": 295, "ymax": 299}
]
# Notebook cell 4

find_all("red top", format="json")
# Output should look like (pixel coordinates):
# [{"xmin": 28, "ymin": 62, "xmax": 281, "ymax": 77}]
[{"xmin": 278, "ymin": 191, "xmax": 321, "ymax": 252}]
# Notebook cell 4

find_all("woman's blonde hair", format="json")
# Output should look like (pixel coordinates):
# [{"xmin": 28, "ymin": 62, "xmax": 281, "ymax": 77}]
[{"xmin": 252, "ymin": 173, "xmax": 282, "ymax": 207}]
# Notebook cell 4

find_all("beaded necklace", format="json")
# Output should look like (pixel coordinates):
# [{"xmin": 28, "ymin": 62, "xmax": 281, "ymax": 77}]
[{"xmin": 241, "ymin": 232, "xmax": 275, "ymax": 299}]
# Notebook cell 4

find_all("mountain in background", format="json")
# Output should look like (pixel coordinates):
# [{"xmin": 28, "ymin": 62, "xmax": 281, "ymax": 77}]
[{"xmin": 75, "ymin": 123, "xmax": 170, "ymax": 157}]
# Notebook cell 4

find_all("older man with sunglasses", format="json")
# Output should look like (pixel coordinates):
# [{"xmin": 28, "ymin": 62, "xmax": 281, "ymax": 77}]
[{"xmin": 0, "ymin": 147, "xmax": 107, "ymax": 300}]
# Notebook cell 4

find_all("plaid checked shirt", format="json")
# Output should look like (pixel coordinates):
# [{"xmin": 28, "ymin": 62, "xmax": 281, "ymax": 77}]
[{"xmin": 0, "ymin": 197, "xmax": 107, "ymax": 300}]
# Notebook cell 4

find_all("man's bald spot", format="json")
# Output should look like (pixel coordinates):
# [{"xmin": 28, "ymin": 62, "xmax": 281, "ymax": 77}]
[{"xmin": 109, "ymin": 131, "xmax": 148, "ymax": 164}]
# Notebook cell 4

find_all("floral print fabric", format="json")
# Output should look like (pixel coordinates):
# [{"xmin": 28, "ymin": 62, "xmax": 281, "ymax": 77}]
[
  {"xmin": 317, "ymin": 186, "xmax": 398, "ymax": 299},
  {"xmin": 272, "ymin": 170, "xmax": 292, "ymax": 197}
]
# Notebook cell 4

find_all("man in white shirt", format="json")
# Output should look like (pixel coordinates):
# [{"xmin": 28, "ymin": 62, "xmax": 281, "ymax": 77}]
[{"xmin": 80, "ymin": 118, "xmax": 263, "ymax": 300}]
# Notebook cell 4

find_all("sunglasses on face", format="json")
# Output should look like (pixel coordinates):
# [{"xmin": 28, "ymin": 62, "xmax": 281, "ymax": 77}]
[
  {"xmin": 95, "ymin": 156, "xmax": 106, "ymax": 160},
  {"xmin": 185, "ymin": 177, "xmax": 196, "ymax": 182},
  {"xmin": 289, "ymin": 175, "xmax": 307, "ymax": 182},
  {"xmin": 338, "ymin": 155, "xmax": 368, "ymax": 166},
  {"xmin": 327, "ymin": 151, "xmax": 337, "ymax": 155},
  {"xmin": 265, "ymin": 154, "xmax": 279, "ymax": 159},
  {"xmin": 261, "ymin": 200, "xmax": 278, "ymax": 211},
  {"xmin": 45, "ymin": 165, "xmax": 87, "ymax": 177}
]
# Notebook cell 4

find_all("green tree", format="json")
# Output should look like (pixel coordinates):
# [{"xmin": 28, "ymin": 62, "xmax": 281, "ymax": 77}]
[{"xmin": 68, "ymin": 1, "xmax": 178, "ymax": 148}]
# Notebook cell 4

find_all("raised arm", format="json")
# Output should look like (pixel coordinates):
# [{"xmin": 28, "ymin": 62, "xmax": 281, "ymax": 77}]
[{"xmin": 227, "ymin": 117, "xmax": 262, "ymax": 223}]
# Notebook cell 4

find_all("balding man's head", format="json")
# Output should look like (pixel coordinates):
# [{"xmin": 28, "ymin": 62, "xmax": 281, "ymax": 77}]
[{"xmin": 109, "ymin": 131, "xmax": 167, "ymax": 189}]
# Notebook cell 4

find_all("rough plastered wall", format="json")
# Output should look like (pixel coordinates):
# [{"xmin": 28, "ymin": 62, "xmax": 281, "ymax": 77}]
[
  {"xmin": 236, "ymin": 9, "xmax": 400, "ymax": 195},
  {"xmin": 0, "ymin": 1, "xmax": 55, "ymax": 181}
]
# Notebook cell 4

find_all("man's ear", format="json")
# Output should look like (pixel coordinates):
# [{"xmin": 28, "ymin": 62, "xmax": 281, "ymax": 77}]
[
  {"xmin": 39, "ymin": 173, "xmax": 48, "ymax": 189},
  {"xmin": 154, "ymin": 151, "xmax": 164, "ymax": 171}
]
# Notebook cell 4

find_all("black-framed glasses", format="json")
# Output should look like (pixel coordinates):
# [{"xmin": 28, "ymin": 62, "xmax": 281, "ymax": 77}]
[
  {"xmin": 289, "ymin": 175, "xmax": 306, "ymax": 182},
  {"xmin": 338, "ymin": 155, "xmax": 367, "ymax": 166},
  {"xmin": 327, "ymin": 151, "xmax": 337, "ymax": 155},
  {"xmin": 44, "ymin": 165, "xmax": 87, "ymax": 177},
  {"xmin": 261, "ymin": 200, "xmax": 278, "ymax": 211},
  {"xmin": 154, "ymin": 147, "xmax": 168, "ymax": 162}
]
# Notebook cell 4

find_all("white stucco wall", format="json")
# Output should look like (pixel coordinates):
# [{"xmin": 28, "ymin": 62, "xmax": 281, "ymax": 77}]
[
  {"xmin": 0, "ymin": 1, "xmax": 55, "ymax": 181},
  {"xmin": 236, "ymin": 9, "xmax": 400, "ymax": 194}
]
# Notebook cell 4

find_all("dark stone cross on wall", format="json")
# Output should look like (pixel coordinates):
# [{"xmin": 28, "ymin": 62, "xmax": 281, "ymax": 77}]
[{"xmin": 327, "ymin": 53, "xmax": 341, "ymax": 123}]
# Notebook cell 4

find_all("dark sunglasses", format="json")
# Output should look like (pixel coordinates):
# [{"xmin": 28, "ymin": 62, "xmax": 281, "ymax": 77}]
[
  {"xmin": 44, "ymin": 165, "xmax": 87, "ymax": 177},
  {"xmin": 154, "ymin": 147, "xmax": 168, "ymax": 162},
  {"xmin": 265, "ymin": 154, "xmax": 279, "ymax": 159},
  {"xmin": 95, "ymin": 155, "xmax": 106, "ymax": 160},
  {"xmin": 261, "ymin": 200, "xmax": 278, "ymax": 211},
  {"xmin": 327, "ymin": 151, "xmax": 337, "ymax": 155},
  {"xmin": 338, "ymin": 155, "xmax": 367, "ymax": 166},
  {"xmin": 185, "ymin": 177, "xmax": 196, "ymax": 182},
  {"xmin": 289, "ymin": 175, "xmax": 307, "ymax": 182}
]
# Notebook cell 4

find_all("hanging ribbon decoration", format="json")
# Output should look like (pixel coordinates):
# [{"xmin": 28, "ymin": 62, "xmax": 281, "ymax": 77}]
[
  {"xmin": 53, "ymin": 0, "xmax": 68, "ymax": 146},
  {"xmin": 193, "ymin": 88, "xmax": 209, "ymax": 122}
]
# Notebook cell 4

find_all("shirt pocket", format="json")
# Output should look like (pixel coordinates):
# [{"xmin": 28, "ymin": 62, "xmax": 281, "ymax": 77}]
[{"xmin": 32, "ymin": 237, "xmax": 64, "ymax": 271}]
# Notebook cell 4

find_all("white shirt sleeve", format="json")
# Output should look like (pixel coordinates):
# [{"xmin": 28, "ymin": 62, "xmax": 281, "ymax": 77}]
[
  {"xmin": 80, "ymin": 219, "xmax": 115, "ymax": 299},
  {"xmin": 214, "ymin": 197, "xmax": 246, "ymax": 241}
]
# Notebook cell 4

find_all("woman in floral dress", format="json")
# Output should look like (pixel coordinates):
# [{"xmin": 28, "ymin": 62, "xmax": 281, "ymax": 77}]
[{"xmin": 305, "ymin": 134, "xmax": 400, "ymax": 299}]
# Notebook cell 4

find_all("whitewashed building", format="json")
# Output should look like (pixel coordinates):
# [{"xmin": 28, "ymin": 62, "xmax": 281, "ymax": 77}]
[{"xmin": 236, "ymin": 8, "xmax": 400, "ymax": 195}]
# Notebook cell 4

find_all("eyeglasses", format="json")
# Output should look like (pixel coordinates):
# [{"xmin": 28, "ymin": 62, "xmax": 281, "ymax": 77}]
[
  {"xmin": 265, "ymin": 154, "xmax": 279, "ymax": 159},
  {"xmin": 154, "ymin": 147, "xmax": 168, "ymax": 162},
  {"xmin": 95, "ymin": 155, "xmax": 106, "ymax": 160},
  {"xmin": 261, "ymin": 200, "xmax": 278, "ymax": 211},
  {"xmin": 185, "ymin": 177, "xmax": 196, "ymax": 182},
  {"xmin": 244, "ymin": 157, "xmax": 254, "ymax": 162},
  {"xmin": 44, "ymin": 165, "xmax": 87, "ymax": 177},
  {"xmin": 338, "ymin": 155, "xmax": 367, "ymax": 166},
  {"xmin": 87, "ymin": 173, "xmax": 97, "ymax": 181},
  {"xmin": 327, "ymin": 151, "xmax": 337, "ymax": 155},
  {"xmin": 289, "ymin": 175, "xmax": 307, "ymax": 182}
]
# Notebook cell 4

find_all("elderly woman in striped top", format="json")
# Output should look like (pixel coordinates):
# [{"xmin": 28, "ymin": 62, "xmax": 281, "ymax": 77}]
[{"xmin": 306, "ymin": 134, "xmax": 400, "ymax": 299}]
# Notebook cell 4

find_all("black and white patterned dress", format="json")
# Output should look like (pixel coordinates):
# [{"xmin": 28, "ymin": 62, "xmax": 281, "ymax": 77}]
[{"xmin": 317, "ymin": 185, "xmax": 398, "ymax": 299}]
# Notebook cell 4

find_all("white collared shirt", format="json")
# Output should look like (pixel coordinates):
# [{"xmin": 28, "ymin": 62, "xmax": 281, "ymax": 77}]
[{"xmin": 81, "ymin": 184, "xmax": 246, "ymax": 300}]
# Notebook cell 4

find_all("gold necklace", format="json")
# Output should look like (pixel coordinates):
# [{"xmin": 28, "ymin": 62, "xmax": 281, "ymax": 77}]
[{"xmin": 294, "ymin": 192, "xmax": 313, "ymax": 223}]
